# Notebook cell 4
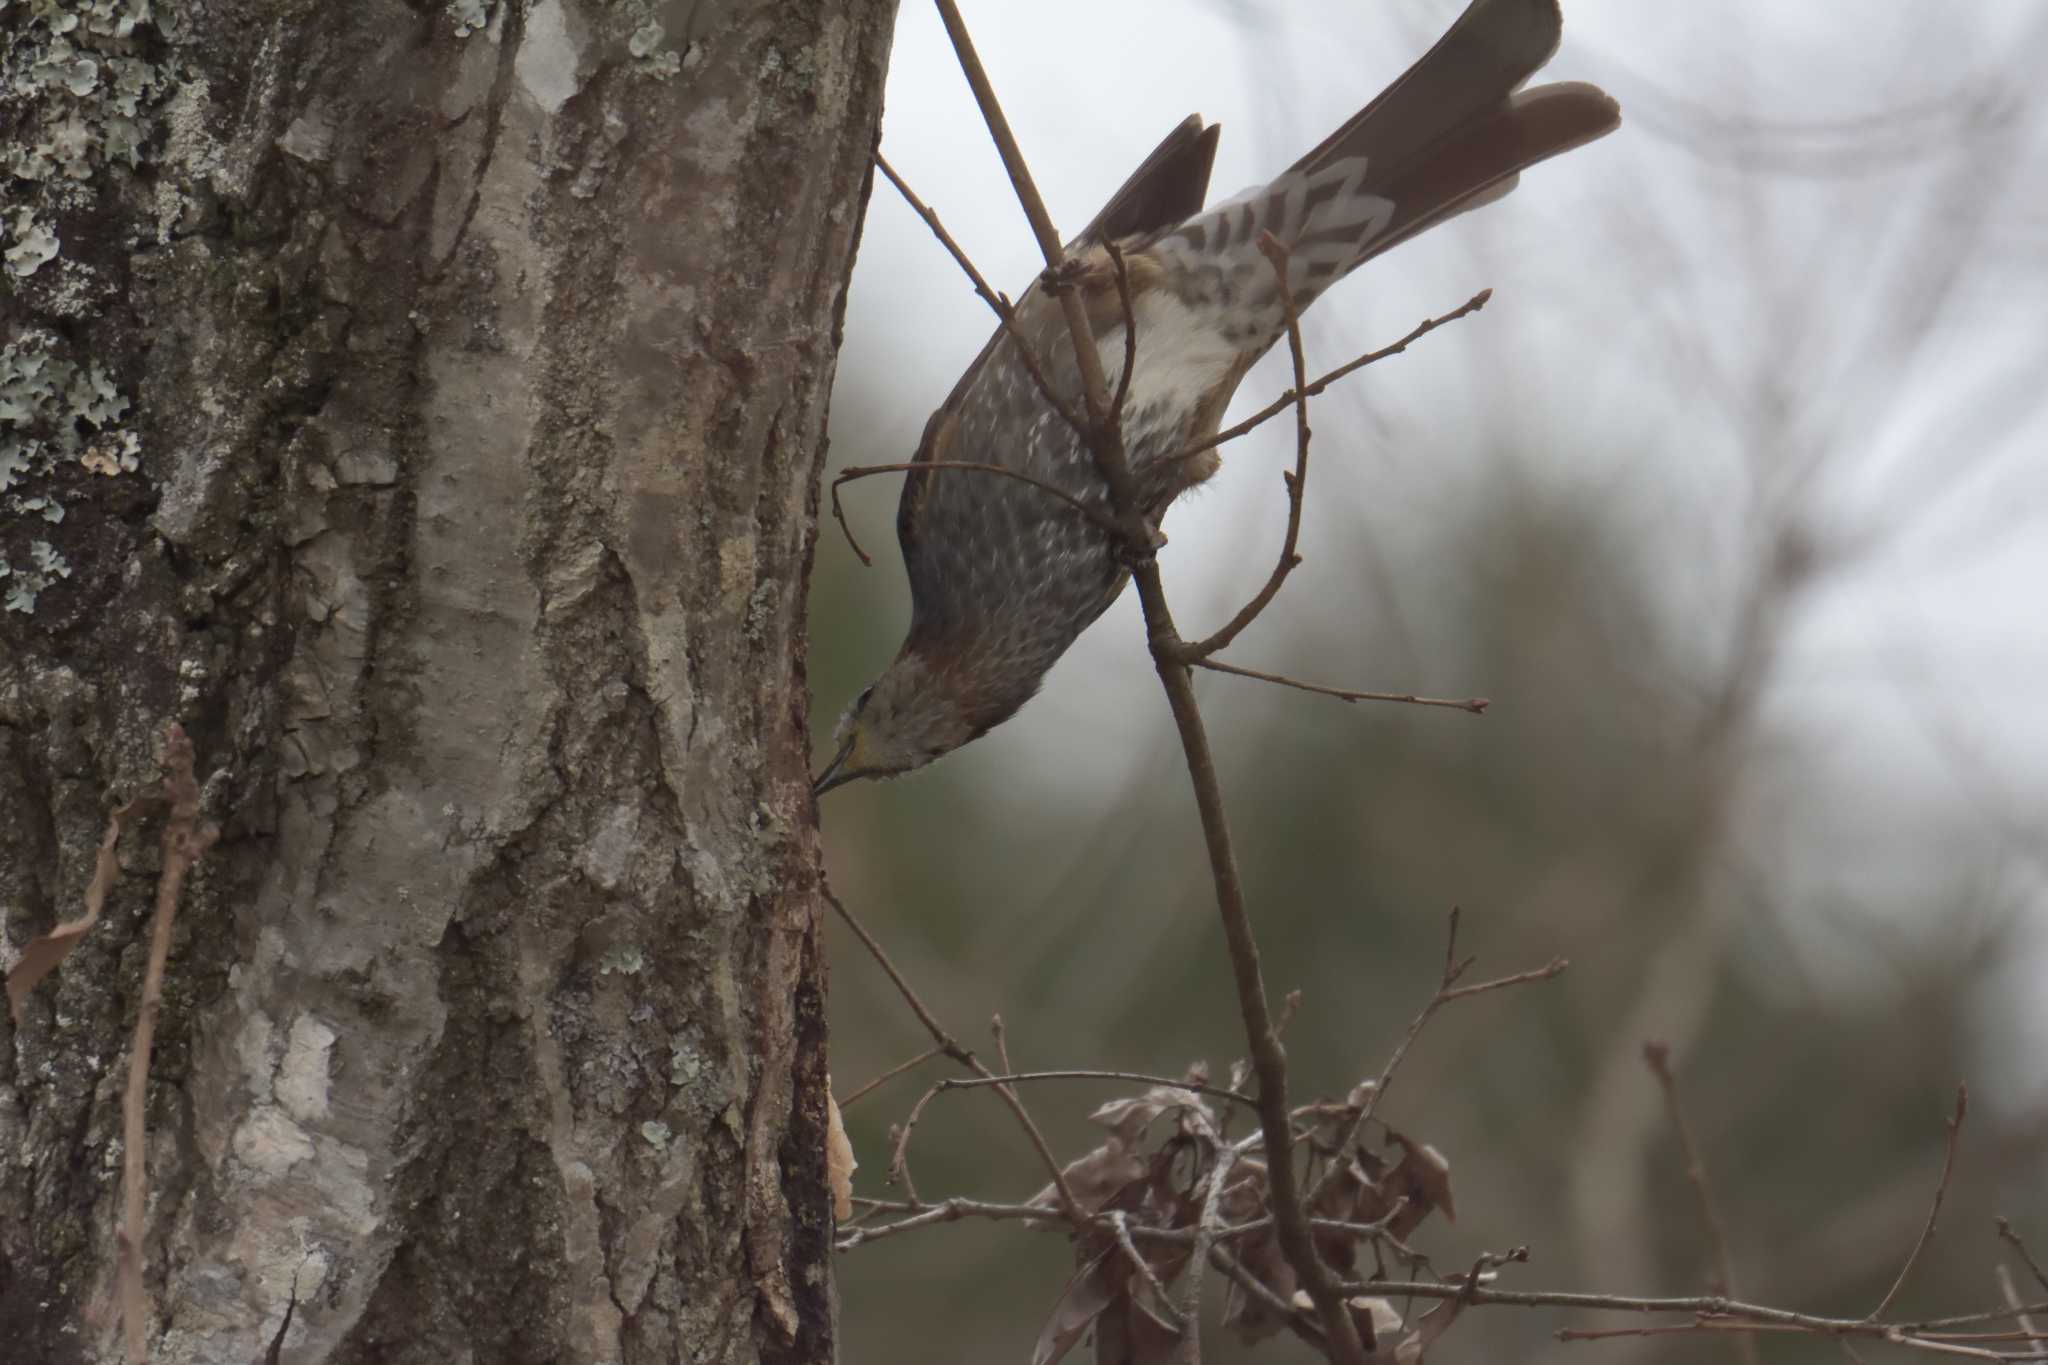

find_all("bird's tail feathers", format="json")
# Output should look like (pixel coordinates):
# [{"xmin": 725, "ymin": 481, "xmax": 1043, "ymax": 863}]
[{"xmin": 1150, "ymin": 0, "xmax": 1616, "ymax": 340}]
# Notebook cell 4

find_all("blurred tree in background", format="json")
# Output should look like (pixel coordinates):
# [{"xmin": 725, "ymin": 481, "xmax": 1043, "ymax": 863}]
[{"xmin": 814, "ymin": 2, "xmax": 2048, "ymax": 1360}]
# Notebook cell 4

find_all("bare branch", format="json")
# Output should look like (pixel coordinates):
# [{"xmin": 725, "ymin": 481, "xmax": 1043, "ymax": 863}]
[
  {"xmin": 2001, "ymin": 1219, "xmax": 2048, "ymax": 1298},
  {"xmin": 1872, "ymin": 1084, "xmax": 1970, "ymax": 1319},
  {"xmin": 1645, "ymin": 1039, "xmax": 1758, "ymax": 1365},
  {"xmin": 835, "ymin": 1195, "xmax": 1056, "ymax": 1251},
  {"xmin": 840, "ymin": 1045, "xmax": 945, "ymax": 1110},
  {"xmin": 1210, "ymin": 1245, "xmax": 1329, "ymax": 1353},
  {"xmin": 1437, "ymin": 957, "xmax": 1571, "ymax": 1004},
  {"xmin": 930, "ymin": 2, "xmax": 1367, "ymax": 1357},
  {"xmin": 1997, "ymin": 1264, "xmax": 2041, "ymax": 1345},
  {"xmin": 1181, "ymin": 232, "xmax": 1313, "ymax": 660},
  {"xmin": 872, "ymin": 150, "xmax": 1084, "ymax": 436},
  {"xmin": 1341, "ymin": 1280, "xmax": 2037, "ymax": 1337},
  {"xmin": 1172, "ymin": 289, "xmax": 1493, "ymax": 467},
  {"xmin": 938, "ymin": 1070, "xmax": 1255, "ymax": 1109},
  {"xmin": 1190, "ymin": 656, "xmax": 1490, "ymax": 714},
  {"xmin": 1108, "ymin": 1209, "xmax": 1187, "ymax": 1336},
  {"xmin": 886, "ymin": 1084, "xmax": 940, "ymax": 1205},
  {"xmin": 930, "ymin": 0, "xmax": 1117, "ymax": 432},
  {"xmin": 989, "ymin": 1013, "xmax": 1015, "ymax": 1078},
  {"xmin": 1308, "ymin": 910, "xmax": 1566, "ymax": 1207},
  {"xmin": 1177, "ymin": 1147, "xmax": 1239, "ymax": 1364},
  {"xmin": 824, "ymin": 886, "xmax": 1080, "ymax": 1217},
  {"xmin": 1107, "ymin": 238, "xmax": 1138, "ymax": 426},
  {"xmin": 830, "ymin": 460, "xmax": 1118, "ymax": 566}
]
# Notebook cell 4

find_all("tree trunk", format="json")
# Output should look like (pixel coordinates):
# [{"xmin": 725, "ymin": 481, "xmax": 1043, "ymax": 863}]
[{"xmin": 0, "ymin": 2, "xmax": 894, "ymax": 1361}]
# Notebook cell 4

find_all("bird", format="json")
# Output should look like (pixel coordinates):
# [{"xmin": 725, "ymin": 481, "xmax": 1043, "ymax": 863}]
[{"xmin": 815, "ymin": 0, "xmax": 1620, "ymax": 795}]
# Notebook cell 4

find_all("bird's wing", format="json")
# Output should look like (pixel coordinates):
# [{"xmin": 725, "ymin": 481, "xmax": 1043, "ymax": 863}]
[{"xmin": 896, "ymin": 116, "xmax": 1221, "ymax": 560}]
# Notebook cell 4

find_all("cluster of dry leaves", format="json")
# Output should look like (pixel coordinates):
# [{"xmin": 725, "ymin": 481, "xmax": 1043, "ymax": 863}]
[{"xmin": 1025, "ymin": 1070, "xmax": 1465, "ymax": 1365}]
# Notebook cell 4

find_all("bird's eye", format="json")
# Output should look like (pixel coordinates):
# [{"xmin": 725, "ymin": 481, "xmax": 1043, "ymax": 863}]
[{"xmin": 852, "ymin": 685, "xmax": 875, "ymax": 714}]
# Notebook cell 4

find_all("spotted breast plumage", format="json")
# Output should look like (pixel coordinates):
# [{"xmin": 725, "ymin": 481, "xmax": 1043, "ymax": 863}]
[{"xmin": 816, "ymin": 0, "xmax": 1620, "ymax": 794}]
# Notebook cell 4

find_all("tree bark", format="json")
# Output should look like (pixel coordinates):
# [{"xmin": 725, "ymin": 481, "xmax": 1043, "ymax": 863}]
[{"xmin": 0, "ymin": 2, "xmax": 894, "ymax": 1361}]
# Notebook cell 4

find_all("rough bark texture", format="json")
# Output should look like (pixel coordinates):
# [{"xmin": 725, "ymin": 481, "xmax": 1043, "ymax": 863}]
[{"xmin": 0, "ymin": 2, "xmax": 894, "ymax": 1361}]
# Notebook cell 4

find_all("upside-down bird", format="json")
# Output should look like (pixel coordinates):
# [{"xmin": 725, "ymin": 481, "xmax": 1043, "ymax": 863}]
[{"xmin": 816, "ymin": 0, "xmax": 1619, "ymax": 794}]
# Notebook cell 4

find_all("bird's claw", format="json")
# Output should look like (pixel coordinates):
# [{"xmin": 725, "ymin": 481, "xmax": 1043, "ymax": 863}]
[{"xmin": 1115, "ymin": 522, "xmax": 1167, "ymax": 568}]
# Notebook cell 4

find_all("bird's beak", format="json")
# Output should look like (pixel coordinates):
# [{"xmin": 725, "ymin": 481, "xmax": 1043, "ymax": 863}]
[{"xmin": 812, "ymin": 738, "xmax": 858, "ymax": 798}]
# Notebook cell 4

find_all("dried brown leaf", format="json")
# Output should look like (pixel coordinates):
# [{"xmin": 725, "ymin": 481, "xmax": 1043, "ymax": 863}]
[
  {"xmin": 1119, "ymin": 1292, "xmax": 1183, "ymax": 1365},
  {"xmin": 1350, "ymin": 1297, "xmax": 1405, "ymax": 1356},
  {"xmin": 1385, "ymin": 1132, "xmax": 1455, "ymax": 1230},
  {"xmin": 1219, "ymin": 1163, "xmax": 1294, "ymax": 1346},
  {"xmin": 1090, "ymin": 1084, "xmax": 1213, "ymax": 1145},
  {"xmin": 1032, "ymin": 1143, "xmax": 1148, "ymax": 1214},
  {"xmin": 1035, "ymin": 1083, "xmax": 1217, "ymax": 1214},
  {"xmin": 1034, "ymin": 1252, "xmax": 1117, "ymax": 1365},
  {"xmin": 1392, "ymin": 1294, "xmax": 1464, "ymax": 1365},
  {"xmin": 825, "ymin": 1088, "xmax": 857, "ymax": 1222}
]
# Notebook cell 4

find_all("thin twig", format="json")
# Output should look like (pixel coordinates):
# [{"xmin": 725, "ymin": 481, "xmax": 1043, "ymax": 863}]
[
  {"xmin": 1172, "ymin": 288, "xmax": 1493, "ymax": 468},
  {"xmin": 839, "ymin": 1045, "xmax": 944, "ymax": 1109},
  {"xmin": 886, "ymin": 1083, "xmax": 941, "ymax": 1205},
  {"xmin": 990, "ymin": 1013, "xmax": 1016, "ymax": 1078},
  {"xmin": 1872, "ymin": 1084, "xmax": 1970, "ymax": 1319},
  {"xmin": 835, "ymin": 1195, "xmax": 1052, "ymax": 1251},
  {"xmin": 1106, "ymin": 238, "xmax": 1138, "ymax": 426},
  {"xmin": 830, "ymin": 459, "xmax": 1117, "ymax": 566},
  {"xmin": 1643, "ymin": 1046, "xmax": 1740, "ymax": 1295},
  {"xmin": 872, "ymin": 150, "xmax": 1084, "ymax": 437},
  {"xmin": 830, "ymin": 1183, "xmax": 2048, "ymax": 1354},
  {"xmin": 930, "ymin": 0, "xmax": 1116, "ymax": 432},
  {"xmin": 1998, "ymin": 1265, "xmax": 2042, "ymax": 1344},
  {"xmin": 1437, "ymin": 957, "xmax": 1570, "ymax": 1004},
  {"xmin": 1177, "ymin": 1147, "xmax": 1239, "ymax": 1364},
  {"xmin": 936, "ymin": 1070, "xmax": 1254, "ymax": 1109},
  {"xmin": 1911, "ymin": 1306, "xmax": 2048, "ymax": 1332},
  {"xmin": 1645, "ymin": 1040, "xmax": 1758, "ymax": 1365},
  {"xmin": 1108, "ymin": 1210, "xmax": 1186, "ymax": 1335},
  {"xmin": 2001, "ymin": 1219, "xmax": 2048, "ymax": 1298},
  {"xmin": 837, "ymin": 1192, "xmax": 1428, "ymax": 1257},
  {"xmin": 1210, "ymin": 1245, "xmax": 1328, "ymax": 1352},
  {"xmin": 1181, "ymin": 233, "xmax": 1312, "ymax": 660},
  {"xmin": 121, "ymin": 724, "xmax": 217, "ymax": 1365},
  {"xmin": 824, "ymin": 886, "xmax": 1079, "ymax": 1216},
  {"xmin": 1189, "ymin": 656, "xmax": 1490, "ymax": 714},
  {"xmin": 825, "ymin": 886, "xmax": 968, "ymax": 1062},
  {"xmin": 1341, "ymin": 1280, "xmax": 2035, "ymax": 1337},
  {"xmin": 929, "ymin": 3, "xmax": 1365, "ymax": 1358},
  {"xmin": 1307, "ymin": 909, "xmax": 1566, "ymax": 1206}
]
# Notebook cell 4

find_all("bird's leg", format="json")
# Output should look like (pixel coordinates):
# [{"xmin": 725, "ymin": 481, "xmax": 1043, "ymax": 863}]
[
  {"xmin": 1113, "ymin": 518, "xmax": 1168, "ymax": 569},
  {"xmin": 1039, "ymin": 257, "xmax": 1090, "ymax": 295}
]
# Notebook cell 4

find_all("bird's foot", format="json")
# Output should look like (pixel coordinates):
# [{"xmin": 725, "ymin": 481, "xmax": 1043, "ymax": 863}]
[
  {"xmin": 1115, "ymin": 521, "xmax": 1167, "ymax": 568},
  {"xmin": 1040, "ymin": 257, "xmax": 1090, "ymax": 295}
]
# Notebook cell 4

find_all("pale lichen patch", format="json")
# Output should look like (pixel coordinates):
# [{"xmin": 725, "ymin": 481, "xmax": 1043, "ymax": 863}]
[
  {"xmin": 515, "ymin": 0, "xmax": 584, "ymax": 115},
  {"xmin": 275, "ymin": 1015, "xmax": 338, "ymax": 1123},
  {"xmin": 231, "ymin": 1105, "xmax": 317, "ymax": 1180}
]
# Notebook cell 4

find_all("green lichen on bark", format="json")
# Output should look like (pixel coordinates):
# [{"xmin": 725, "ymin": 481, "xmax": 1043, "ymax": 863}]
[{"xmin": 1, "ymin": 0, "xmax": 166, "ymax": 617}]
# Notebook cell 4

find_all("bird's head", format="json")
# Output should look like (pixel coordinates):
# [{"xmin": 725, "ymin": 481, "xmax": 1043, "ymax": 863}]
[{"xmin": 813, "ymin": 651, "xmax": 988, "ymax": 796}]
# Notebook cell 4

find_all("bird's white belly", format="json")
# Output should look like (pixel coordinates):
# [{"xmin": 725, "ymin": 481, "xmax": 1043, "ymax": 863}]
[{"xmin": 1100, "ymin": 290, "xmax": 1238, "ymax": 422}]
